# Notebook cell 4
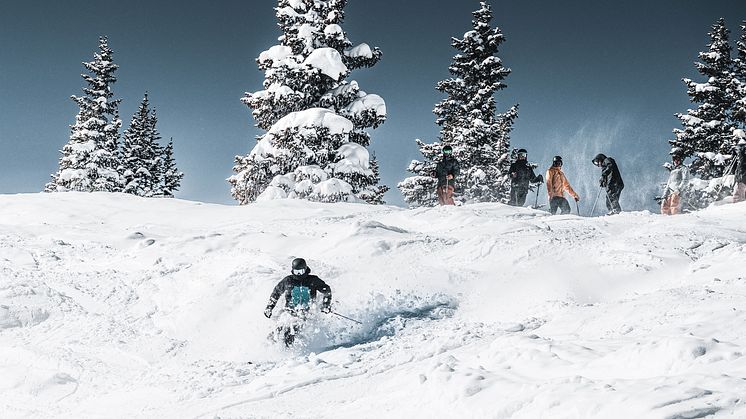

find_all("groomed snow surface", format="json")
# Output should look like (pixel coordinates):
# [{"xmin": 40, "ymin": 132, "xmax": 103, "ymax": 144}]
[{"xmin": 1, "ymin": 193, "xmax": 746, "ymax": 418}]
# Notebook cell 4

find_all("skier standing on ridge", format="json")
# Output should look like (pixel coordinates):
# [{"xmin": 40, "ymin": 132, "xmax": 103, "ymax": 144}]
[
  {"xmin": 592, "ymin": 153, "xmax": 625, "ymax": 215},
  {"xmin": 733, "ymin": 139, "xmax": 746, "ymax": 203},
  {"xmin": 508, "ymin": 148, "xmax": 543, "ymax": 206},
  {"xmin": 661, "ymin": 151, "xmax": 689, "ymax": 215},
  {"xmin": 435, "ymin": 145, "xmax": 460, "ymax": 206},
  {"xmin": 546, "ymin": 156, "xmax": 579, "ymax": 215},
  {"xmin": 264, "ymin": 258, "xmax": 332, "ymax": 346}
]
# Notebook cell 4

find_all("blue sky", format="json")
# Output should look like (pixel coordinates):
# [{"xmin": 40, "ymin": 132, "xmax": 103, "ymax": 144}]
[{"xmin": 0, "ymin": 0, "xmax": 743, "ymax": 209}]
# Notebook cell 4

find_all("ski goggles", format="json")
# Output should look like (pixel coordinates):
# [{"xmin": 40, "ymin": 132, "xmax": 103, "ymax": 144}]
[
  {"xmin": 443, "ymin": 148, "xmax": 453, "ymax": 155},
  {"xmin": 517, "ymin": 152, "xmax": 527, "ymax": 159},
  {"xmin": 292, "ymin": 268, "xmax": 306, "ymax": 276}
]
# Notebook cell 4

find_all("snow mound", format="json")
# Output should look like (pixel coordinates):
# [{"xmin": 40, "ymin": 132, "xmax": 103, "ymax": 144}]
[
  {"xmin": 345, "ymin": 93, "xmax": 386, "ymax": 118},
  {"xmin": 304, "ymin": 47, "xmax": 348, "ymax": 80},
  {"xmin": 345, "ymin": 43, "xmax": 374, "ymax": 59},
  {"xmin": 258, "ymin": 45, "xmax": 294, "ymax": 67},
  {"xmin": 267, "ymin": 107, "xmax": 353, "ymax": 137}
]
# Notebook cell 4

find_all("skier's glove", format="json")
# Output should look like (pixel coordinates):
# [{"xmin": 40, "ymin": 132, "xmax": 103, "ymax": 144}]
[
  {"xmin": 600, "ymin": 179, "xmax": 607, "ymax": 188},
  {"xmin": 320, "ymin": 305, "xmax": 332, "ymax": 314},
  {"xmin": 533, "ymin": 175, "xmax": 544, "ymax": 184},
  {"xmin": 264, "ymin": 307, "xmax": 273, "ymax": 318}
]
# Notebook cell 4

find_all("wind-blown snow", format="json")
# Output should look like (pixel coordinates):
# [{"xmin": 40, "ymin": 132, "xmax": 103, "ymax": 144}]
[{"xmin": 1, "ymin": 193, "xmax": 746, "ymax": 418}]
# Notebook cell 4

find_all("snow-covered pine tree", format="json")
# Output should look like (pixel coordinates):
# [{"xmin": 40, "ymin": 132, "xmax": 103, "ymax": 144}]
[
  {"xmin": 46, "ymin": 36, "xmax": 123, "ymax": 192},
  {"xmin": 160, "ymin": 138, "xmax": 183, "ymax": 198},
  {"xmin": 398, "ymin": 2, "xmax": 518, "ymax": 207},
  {"xmin": 732, "ymin": 22, "xmax": 746, "ymax": 129},
  {"xmin": 670, "ymin": 18, "xmax": 736, "ymax": 179},
  {"xmin": 120, "ymin": 93, "xmax": 163, "ymax": 197},
  {"xmin": 148, "ymin": 109, "xmax": 164, "ymax": 195},
  {"xmin": 229, "ymin": 0, "xmax": 388, "ymax": 204}
]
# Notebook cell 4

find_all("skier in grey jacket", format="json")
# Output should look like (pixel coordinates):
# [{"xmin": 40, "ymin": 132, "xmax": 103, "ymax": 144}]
[{"xmin": 662, "ymin": 152, "xmax": 689, "ymax": 215}]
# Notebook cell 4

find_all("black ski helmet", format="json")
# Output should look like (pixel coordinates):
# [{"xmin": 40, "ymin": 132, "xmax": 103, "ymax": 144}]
[
  {"xmin": 592, "ymin": 153, "xmax": 607, "ymax": 166},
  {"xmin": 552, "ymin": 155, "xmax": 563, "ymax": 166},
  {"xmin": 291, "ymin": 258, "xmax": 308, "ymax": 273},
  {"xmin": 670, "ymin": 147, "xmax": 684, "ymax": 162}
]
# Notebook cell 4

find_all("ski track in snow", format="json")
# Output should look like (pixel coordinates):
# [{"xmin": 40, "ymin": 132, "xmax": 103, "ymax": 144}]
[{"xmin": 1, "ymin": 193, "xmax": 745, "ymax": 418}]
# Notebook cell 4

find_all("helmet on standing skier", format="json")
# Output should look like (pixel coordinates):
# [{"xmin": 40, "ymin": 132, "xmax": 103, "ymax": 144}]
[{"xmin": 552, "ymin": 156, "xmax": 563, "ymax": 167}]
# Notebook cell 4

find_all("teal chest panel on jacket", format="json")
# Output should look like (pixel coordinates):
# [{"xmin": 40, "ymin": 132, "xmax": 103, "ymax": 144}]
[{"xmin": 290, "ymin": 286, "xmax": 311, "ymax": 308}]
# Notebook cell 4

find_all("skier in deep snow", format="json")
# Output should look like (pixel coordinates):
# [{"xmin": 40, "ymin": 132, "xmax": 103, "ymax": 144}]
[
  {"xmin": 508, "ymin": 148, "xmax": 543, "ymax": 206},
  {"xmin": 264, "ymin": 258, "xmax": 332, "ymax": 346},
  {"xmin": 661, "ymin": 151, "xmax": 689, "ymax": 215},
  {"xmin": 435, "ymin": 145, "xmax": 460, "ymax": 206},
  {"xmin": 733, "ymin": 139, "xmax": 746, "ymax": 203},
  {"xmin": 592, "ymin": 153, "xmax": 625, "ymax": 215},
  {"xmin": 546, "ymin": 156, "xmax": 579, "ymax": 215}
]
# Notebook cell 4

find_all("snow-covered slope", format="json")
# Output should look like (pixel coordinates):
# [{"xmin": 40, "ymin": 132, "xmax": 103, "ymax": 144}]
[{"xmin": 1, "ymin": 193, "xmax": 745, "ymax": 418}]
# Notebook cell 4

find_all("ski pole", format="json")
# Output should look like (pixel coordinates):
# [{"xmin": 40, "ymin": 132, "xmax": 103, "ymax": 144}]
[
  {"xmin": 589, "ymin": 187, "xmax": 603, "ymax": 217},
  {"xmin": 332, "ymin": 312, "xmax": 362, "ymax": 325},
  {"xmin": 533, "ymin": 184, "xmax": 540, "ymax": 208},
  {"xmin": 575, "ymin": 200, "xmax": 580, "ymax": 216}
]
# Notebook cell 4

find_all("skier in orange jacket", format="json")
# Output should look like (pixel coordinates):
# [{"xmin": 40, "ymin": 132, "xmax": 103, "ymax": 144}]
[{"xmin": 545, "ymin": 156, "xmax": 579, "ymax": 215}]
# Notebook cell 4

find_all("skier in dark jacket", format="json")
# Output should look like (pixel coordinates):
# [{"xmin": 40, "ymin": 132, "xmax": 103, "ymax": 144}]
[
  {"xmin": 264, "ymin": 258, "xmax": 332, "ymax": 346},
  {"xmin": 734, "ymin": 139, "xmax": 746, "ymax": 203},
  {"xmin": 435, "ymin": 145, "xmax": 460, "ymax": 205},
  {"xmin": 592, "ymin": 153, "xmax": 624, "ymax": 215},
  {"xmin": 508, "ymin": 148, "xmax": 543, "ymax": 206}
]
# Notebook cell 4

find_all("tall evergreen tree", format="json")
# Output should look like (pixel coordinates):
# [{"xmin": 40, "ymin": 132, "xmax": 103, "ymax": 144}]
[
  {"xmin": 398, "ymin": 2, "xmax": 518, "ymax": 206},
  {"xmin": 160, "ymin": 138, "xmax": 183, "ymax": 197},
  {"xmin": 121, "ymin": 93, "xmax": 162, "ymax": 197},
  {"xmin": 229, "ymin": 0, "xmax": 388, "ymax": 204},
  {"xmin": 46, "ymin": 36, "xmax": 122, "ymax": 192},
  {"xmin": 670, "ymin": 18, "xmax": 736, "ymax": 179},
  {"xmin": 732, "ymin": 22, "xmax": 746, "ymax": 128}
]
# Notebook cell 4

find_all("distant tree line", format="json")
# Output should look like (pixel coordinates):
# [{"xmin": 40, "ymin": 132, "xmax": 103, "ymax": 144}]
[
  {"xmin": 45, "ymin": 4, "xmax": 746, "ymax": 212},
  {"xmin": 46, "ymin": 37, "xmax": 183, "ymax": 197}
]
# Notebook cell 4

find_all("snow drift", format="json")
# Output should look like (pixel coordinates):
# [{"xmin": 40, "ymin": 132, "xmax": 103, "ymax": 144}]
[{"xmin": 1, "ymin": 193, "xmax": 745, "ymax": 418}]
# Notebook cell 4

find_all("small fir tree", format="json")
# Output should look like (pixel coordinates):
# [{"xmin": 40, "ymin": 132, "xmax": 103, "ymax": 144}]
[
  {"xmin": 46, "ymin": 36, "xmax": 122, "ymax": 192},
  {"xmin": 229, "ymin": 0, "xmax": 387, "ymax": 204},
  {"xmin": 399, "ymin": 2, "xmax": 518, "ymax": 206},
  {"xmin": 160, "ymin": 138, "xmax": 183, "ymax": 197},
  {"xmin": 120, "ymin": 93, "xmax": 163, "ymax": 197}
]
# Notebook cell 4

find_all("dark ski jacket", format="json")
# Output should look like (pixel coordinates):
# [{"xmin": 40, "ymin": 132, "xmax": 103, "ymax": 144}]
[
  {"xmin": 509, "ymin": 160, "xmax": 540, "ymax": 187},
  {"xmin": 594, "ymin": 154, "xmax": 624, "ymax": 190},
  {"xmin": 266, "ymin": 272, "xmax": 332, "ymax": 311},
  {"xmin": 735, "ymin": 145, "xmax": 746, "ymax": 184},
  {"xmin": 435, "ymin": 156, "xmax": 460, "ymax": 187}
]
